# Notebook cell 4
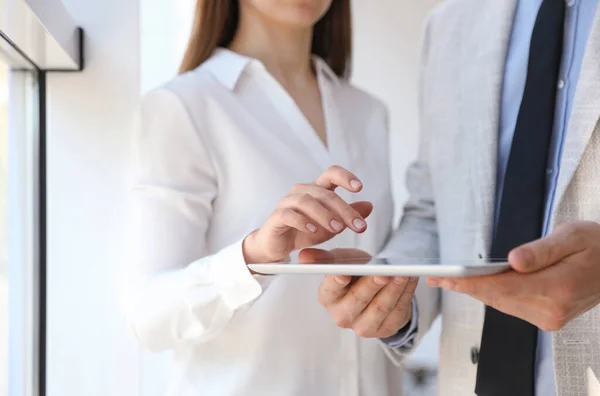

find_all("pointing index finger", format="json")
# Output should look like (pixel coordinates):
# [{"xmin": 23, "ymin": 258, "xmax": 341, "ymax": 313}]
[{"xmin": 315, "ymin": 165, "xmax": 362, "ymax": 192}]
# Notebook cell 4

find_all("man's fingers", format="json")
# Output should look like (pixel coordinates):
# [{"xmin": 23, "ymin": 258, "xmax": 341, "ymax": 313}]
[
  {"xmin": 429, "ymin": 272, "xmax": 524, "ymax": 311},
  {"xmin": 333, "ymin": 276, "xmax": 391, "ymax": 319},
  {"xmin": 438, "ymin": 276, "xmax": 492, "ymax": 300},
  {"xmin": 318, "ymin": 275, "xmax": 353, "ymax": 308},
  {"xmin": 314, "ymin": 165, "xmax": 363, "ymax": 192},
  {"xmin": 449, "ymin": 274, "xmax": 548, "ymax": 328},
  {"xmin": 509, "ymin": 222, "xmax": 590, "ymax": 273},
  {"xmin": 395, "ymin": 277, "xmax": 419, "ymax": 312},
  {"xmin": 351, "ymin": 277, "xmax": 409, "ymax": 337},
  {"xmin": 378, "ymin": 277, "xmax": 419, "ymax": 337},
  {"xmin": 303, "ymin": 248, "xmax": 382, "ymax": 329}
]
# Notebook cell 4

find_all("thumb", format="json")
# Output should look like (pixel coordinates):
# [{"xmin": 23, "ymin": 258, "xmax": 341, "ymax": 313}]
[{"xmin": 509, "ymin": 223, "xmax": 588, "ymax": 273}]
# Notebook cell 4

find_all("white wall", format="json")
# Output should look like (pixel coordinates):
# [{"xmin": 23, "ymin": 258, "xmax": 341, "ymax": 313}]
[
  {"xmin": 44, "ymin": 1, "xmax": 441, "ymax": 395},
  {"xmin": 352, "ymin": 0, "xmax": 439, "ymax": 210},
  {"xmin": 46, "ymin": 0, "xmax": 140, "ymax": 395},
  {"xmin": 351, "ymin": 0, "xmax": 443, "ymax": 368},
  {"xmin": 140, "ymin": 0, "xmax": 195, "ymax": 94}
]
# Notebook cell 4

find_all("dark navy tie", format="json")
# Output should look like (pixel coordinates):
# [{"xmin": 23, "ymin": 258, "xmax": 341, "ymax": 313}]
[{"xmin": 475, "ymin": 1, "xmax": 566, "ymax": 395}]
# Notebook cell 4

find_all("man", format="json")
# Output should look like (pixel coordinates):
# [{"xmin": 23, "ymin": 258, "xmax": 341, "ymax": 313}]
[{"xmin": 308, "ymin": 0, "xmax": 600, "ymax": 395}]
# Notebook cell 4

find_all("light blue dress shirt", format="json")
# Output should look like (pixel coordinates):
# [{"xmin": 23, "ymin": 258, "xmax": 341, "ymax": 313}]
[{"xmin": 384, "ymin": 1, "xmax": 598, "ymax": 394}]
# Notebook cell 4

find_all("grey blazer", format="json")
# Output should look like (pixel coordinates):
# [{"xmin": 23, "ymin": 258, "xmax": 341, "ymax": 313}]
[{"xmin": 382, "ymin": 1, "xmax": 600, "ymax": 395}]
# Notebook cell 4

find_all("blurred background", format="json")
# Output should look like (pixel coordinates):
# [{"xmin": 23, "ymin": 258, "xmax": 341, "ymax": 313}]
[{"xmin": 0, "ymin": 0, "xmax": 442, "ymax": 395}]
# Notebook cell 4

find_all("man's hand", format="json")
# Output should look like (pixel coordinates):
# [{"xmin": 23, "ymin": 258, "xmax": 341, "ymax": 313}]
[
  {"xmin": 299, "ymin": 248, "xmax": 418, "ymax": 338},
  {"xmin": 427, "ymin": 221, "xmax": 600, "ymax": 331}
]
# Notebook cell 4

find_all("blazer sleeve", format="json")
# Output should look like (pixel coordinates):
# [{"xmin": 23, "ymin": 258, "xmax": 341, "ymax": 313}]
[
  {"xmin": 378, "ymin": 11, "xmax": 442, "ymax": 364},
  {"xmin": 122, "ymin": 88, "xmax": 263, "ymax": 352}
]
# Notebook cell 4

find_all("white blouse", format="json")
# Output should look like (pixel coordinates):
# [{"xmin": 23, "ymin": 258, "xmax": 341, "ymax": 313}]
[{"xmin": 124, "ymin": 48, "xmax": 403, "ymax": 396}]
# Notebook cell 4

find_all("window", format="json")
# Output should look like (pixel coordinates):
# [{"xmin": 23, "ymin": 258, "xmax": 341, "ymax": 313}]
[
  {"xmin": 0, "ymin": 0, "xmax": 83, "ymax": 395},
  {"xmin": 0, "ymin": 48, "xmax": 40, "ymax": 396},
  {"xmin": 0, "ymin": 57, "xmax": 8, "ymax": 396}
]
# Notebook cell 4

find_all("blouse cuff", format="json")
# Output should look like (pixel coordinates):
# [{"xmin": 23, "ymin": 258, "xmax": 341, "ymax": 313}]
[{"xmin": 187, "ymin": 238, "xmax": 263, "ymax": 311}]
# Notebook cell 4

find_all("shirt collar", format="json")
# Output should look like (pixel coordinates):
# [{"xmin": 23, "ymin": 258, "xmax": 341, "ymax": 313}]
[
  {"xmin": 201, "ymin": 48, "xmax": 254, "ymax": 91},
  {"xmin": 202, "ymin": 47, "xmax": 341, "ymax": 91},
  {"xmin": 312, "ymin": 55, "xmax": 341, "ymax": 87}
]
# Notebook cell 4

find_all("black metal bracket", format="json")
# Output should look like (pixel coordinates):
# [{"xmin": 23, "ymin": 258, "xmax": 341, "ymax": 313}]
[
  {"xmin": 38, "ymin": 70, "xmax": 47, "ymax": 396},
  {"xmin": 37, "ymin": 26, "xmax": 85, "ymax": 396},
  {"xmin": 44, "ymin": 27, "xmax": 86, "ymax": 73},
  {"xmin": 0, "ymin": 27, "xmax": 85, "ymax": 73}
]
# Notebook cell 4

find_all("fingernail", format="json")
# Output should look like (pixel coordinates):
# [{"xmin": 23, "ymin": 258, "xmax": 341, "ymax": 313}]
[
  {"xmin": 334, "ymin": 276, "xmax": 349, "ymax": 285},
  {"xmin": 374, "ymin": 276, "xmax": 389, "ymax": 285},
  {"xmin": 350, "ymin": 179, "xmax": 362, "ymax": 190},
  {"xmin": 306, "ymin": 223, "xmax": 318, "ymax": 233},
  {"xmin": 331, "ymin": 219, "xmax": 343, "ymax": 231},
  {"xmin": 393, "ymin": 276, "xmax": 407, "ymax": 285},
  {"xmin": 353, "ymin": 218, "xmax": 366, "ymax": 229}
]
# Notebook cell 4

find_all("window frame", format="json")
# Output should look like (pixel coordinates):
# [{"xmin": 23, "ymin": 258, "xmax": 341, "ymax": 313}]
[{"xmin": 0, "ymin": 1, "xmax": 84, "ymax": 395}]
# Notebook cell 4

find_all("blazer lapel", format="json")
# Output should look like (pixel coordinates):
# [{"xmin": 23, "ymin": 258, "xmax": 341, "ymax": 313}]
[
  {"xmin": 552, "ymin": 10, "xmax": 600, "ymax": 393},
  {"xmin": 551, "ymin": 6, "xmax": 600, "ymax": 227},
  {"xmin": 460, "ymin": 0, "xmax": 517, "ymax": 257}
]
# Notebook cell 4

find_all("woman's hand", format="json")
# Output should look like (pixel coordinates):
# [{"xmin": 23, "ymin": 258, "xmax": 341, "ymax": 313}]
[{"xmin": 243, "ymin": 165, "xmax": 373, "ymax": 264}]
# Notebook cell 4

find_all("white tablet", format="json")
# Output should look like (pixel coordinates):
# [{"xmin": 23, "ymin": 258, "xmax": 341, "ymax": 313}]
[{"xmin": 248, "ymin": 258, "xmax": 509, "ymax": 278}]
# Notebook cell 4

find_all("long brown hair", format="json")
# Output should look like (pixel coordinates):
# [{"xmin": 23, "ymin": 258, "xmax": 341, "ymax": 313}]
[{"xmin": 179, "ymin": 0, "xmax": 352, "ymax": 78}]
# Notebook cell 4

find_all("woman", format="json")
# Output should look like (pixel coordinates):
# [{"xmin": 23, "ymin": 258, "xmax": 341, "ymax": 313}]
[{"xmin": 125, "ymin": 0, "xmax": 403, "ymax": 395}]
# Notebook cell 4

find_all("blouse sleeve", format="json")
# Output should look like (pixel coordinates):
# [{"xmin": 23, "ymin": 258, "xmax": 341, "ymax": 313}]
[{"xmin": 122, "ymin": 88, "xmax": 263, "ymax": 351}]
